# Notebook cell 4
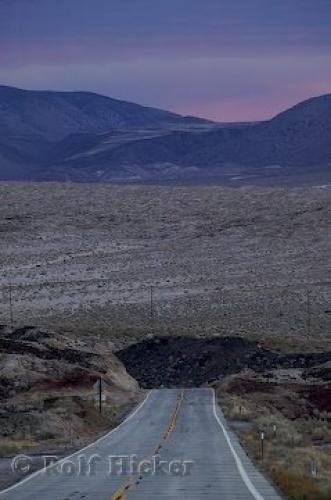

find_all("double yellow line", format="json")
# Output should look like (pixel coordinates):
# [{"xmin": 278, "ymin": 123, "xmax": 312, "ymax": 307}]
[
  {"xmin": 111, "ymin": 390, "xmax": 184, "ymax": 500},
  {"xmin": 163, "ymin": 390, "xmax": 184, "ymax": 441}
]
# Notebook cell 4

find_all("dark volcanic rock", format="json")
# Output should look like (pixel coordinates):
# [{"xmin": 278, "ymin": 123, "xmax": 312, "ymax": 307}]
[{"xmin": 117, "ymin": 336, "xmax": 331, "ymax": 388}]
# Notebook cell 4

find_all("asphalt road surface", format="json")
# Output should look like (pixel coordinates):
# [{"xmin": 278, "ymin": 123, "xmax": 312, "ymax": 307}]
[{"xmin": 0, "ymin": 389, "xmax": 280, "ymax": 499}]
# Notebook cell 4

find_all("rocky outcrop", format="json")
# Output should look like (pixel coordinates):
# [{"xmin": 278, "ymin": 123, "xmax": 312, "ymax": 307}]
[
  {"xmin": 0, "ymin": 325, "xmax": 139, "ymax": 446},
  {"xmin": 303, "ymin": 361, "xmax": 331, "ymax": 381},
  {"xmin": 117, "ymin": 336, "xmax": 331, "ymax": 388}
]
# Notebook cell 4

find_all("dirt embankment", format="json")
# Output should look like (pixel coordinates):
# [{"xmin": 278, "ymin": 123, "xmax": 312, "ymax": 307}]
[
  {"xmin": 215, "ymin": 367, "xmax": 331, "ymax": 500},
  {"xmin": 0, "ymin": 325, "xmax": 140, "ymax": 456}
]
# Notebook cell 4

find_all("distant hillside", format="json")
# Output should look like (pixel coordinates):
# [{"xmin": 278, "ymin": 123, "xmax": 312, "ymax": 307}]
[
  {"xmin": 0, "ymin": 86, "xmax": 330, "ymax": 184},
  {"xmin": 0, "ymin": 85, "xmax": 189, "ymax": 141},
  {"xmin": 0, "ymin": 85, "xmax": 218, "ymax": 180},
  {"xmin": 46, "ymin": 94, "xmax": 331, "ymax": 184}
]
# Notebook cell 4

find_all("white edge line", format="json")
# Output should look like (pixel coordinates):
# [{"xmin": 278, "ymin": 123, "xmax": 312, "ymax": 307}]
[
  {"xmin": 0, "ymin": 390, "xmax": 152, "ymax": 497},
  {"xmin": 212, "ymin": 389, "xmax": 265, "ymax": 500}
]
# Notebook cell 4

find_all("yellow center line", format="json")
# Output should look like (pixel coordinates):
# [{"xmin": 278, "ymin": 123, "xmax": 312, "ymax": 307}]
[{"xmin": 110, "ymin": 390, "xmax": 184, "ymax": 500}]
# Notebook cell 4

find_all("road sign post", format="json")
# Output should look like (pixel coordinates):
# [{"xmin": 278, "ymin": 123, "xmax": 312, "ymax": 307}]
[{"xmin": 93, "ymin": 378, "xmax": 106, "ymax": 414}]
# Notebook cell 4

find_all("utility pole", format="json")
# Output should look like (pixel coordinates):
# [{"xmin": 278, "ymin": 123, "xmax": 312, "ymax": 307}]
[
  {"xmin": 68, "ymin": 397, "xmax": 73, "ymax": 447},
  {"xmin": 306, "ymin": 289, "xmax": 311, "ymax": 337},
  {"xmin": 8, "ymin": 281, "xmax": 14, "ymax": 328},
  {"xmin": 264, "ymin": 301, "xmax": 269, "ymax": 334},
  {"xmin": 150, "ymin": 286, "xmax": 154, "ymax": 334},
  {"xmin": 150, "ymin": 286, "xmax": 154, "ymax": 321},
  {"xmin": 99, "ymin": 377, "xmax": 102, "ymax": 414}
]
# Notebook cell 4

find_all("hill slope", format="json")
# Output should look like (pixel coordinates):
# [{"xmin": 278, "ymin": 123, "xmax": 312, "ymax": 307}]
[
  {"xmin": 0, "ymin": 85, "xmax": 210, "ymax": 180},
  {"xmin": 61, "ymin": 94, "xmax": 331, "ymax": 168},
  {"xmin": 0, "ymin": 85, "xmax": 186, "ymax": 141},
  {"xmin": 0, "ymin": 325, "xmax": 139, "ymax": 467},
  {"xmin": 0, "ymin": 86, "xmax": 330, "ymax": 183}
]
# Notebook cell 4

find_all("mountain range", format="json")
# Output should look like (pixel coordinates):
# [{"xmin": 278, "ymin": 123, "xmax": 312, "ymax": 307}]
[{"xmin": 0, "ymin": 85, "xmax": 330, "ymax": 184}]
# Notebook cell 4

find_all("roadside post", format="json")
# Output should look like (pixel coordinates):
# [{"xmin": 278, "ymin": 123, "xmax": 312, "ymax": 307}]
[
  {"xmin": 311, "ymin": 461, "xmax": 317, "ymax": 478},
  {"xmin": 260, "ymin": 432, "xmax": 265, "ymax": 461},
  {"xmin": 93, "ymin": 378, "xmax": 106, "ymax": 414}
]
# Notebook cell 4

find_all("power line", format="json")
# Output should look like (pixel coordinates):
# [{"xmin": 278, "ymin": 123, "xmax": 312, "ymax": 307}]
[{"xmin": 3, "ymin": 278, "xmax": 331, "ymax": 292}]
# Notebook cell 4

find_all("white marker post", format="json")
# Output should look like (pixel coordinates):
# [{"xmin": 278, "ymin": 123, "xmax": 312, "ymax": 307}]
[{"xmin": 260, "ymin": 432, "xmax": 265, "ymax": 462}]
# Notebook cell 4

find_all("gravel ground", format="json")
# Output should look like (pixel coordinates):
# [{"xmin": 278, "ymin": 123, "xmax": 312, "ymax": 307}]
[{"xmin": 0, "ymin": 182, "xmax": 330, "ymax": 349}]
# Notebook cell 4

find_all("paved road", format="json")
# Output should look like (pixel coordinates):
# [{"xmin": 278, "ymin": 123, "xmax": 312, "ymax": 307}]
[{"xmin": 0, "ymin": 389, "xmax": 280, "ymax": 499}]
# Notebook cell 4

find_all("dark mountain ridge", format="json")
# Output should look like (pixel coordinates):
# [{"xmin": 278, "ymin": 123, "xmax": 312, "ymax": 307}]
[
  {"xmin": 0, "ymin": 85, "xmax": 188, "ymax": 140},
  {"xmin": 0, "ymin": 85, "xmax": 330, "ymax": 184}
]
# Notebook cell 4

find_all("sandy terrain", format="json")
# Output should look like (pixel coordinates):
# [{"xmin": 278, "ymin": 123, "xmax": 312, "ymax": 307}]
[{"xmin": 0, "ymin": 182, "xmax": 330, "ymax": 349}]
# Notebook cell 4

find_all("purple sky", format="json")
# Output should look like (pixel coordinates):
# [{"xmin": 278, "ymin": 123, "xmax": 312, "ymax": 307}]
[{"xmin": 0, "ymin": 0, "xmax": 331, "ymax": 121}]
